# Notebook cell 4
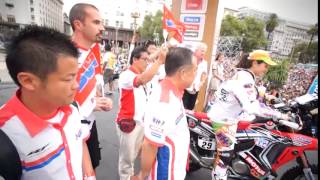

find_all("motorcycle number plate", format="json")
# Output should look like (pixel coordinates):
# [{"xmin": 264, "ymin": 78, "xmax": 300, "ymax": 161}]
[{"xmin": 198, "ymin": 136, "xmax": 215, "ymax": 150}]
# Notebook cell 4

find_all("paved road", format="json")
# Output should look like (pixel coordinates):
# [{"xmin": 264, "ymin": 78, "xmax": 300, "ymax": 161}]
[{"xmin": 0, "ymin": 84, "xmax": 317, "ymax": 180}]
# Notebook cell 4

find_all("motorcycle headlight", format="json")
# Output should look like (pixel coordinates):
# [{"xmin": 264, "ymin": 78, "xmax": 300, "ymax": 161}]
[{"xmin": 188, "ymin": 118, "xmax": 196, "ymax": 128}]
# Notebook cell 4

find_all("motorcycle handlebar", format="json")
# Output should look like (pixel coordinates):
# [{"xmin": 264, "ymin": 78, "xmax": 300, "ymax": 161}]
[{"xmin": 277, "ymin": 114, "xmax": 303, "ymax": 131}]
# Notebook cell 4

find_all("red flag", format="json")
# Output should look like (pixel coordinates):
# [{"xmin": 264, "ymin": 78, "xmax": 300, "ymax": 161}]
[
  {"xmin": 163, "ymin": 5, "xmax": 186, "ymax": 43},
  {"xmin": 74, "ymin": 43, "xmax": 102, "ymax": 116}
]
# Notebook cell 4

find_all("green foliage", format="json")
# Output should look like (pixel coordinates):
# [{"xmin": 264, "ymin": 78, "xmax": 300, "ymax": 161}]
[
  {"xmin": 307, "ymin": 23, "xmax": 318, "ymax": 48},
  {"xmin": 241, "ymin": 17, "xmax": 267, "ymax": 52},
  {"xmin": 138, "ymin": 10, "xmax": 163, "ymax": 43},
  {"xmin": 264, "ymin": 59, "xmax": 290, "ymax": 88},
  {"xmin": 293, "ymin": 42, "xmax": 318, "ymax": 64},
  {"xmin": 220, "ymin": 15, "xmax": 267, "ymax": 52},
  {"xmin": 220, "ymin": 15, "xmax": 246, "ymax": 36},
  {"xmin": 265, "ymin": 13, "xmax": 279, "ymax": 49},
  {"xmin": 265, "ymin": 14, "xmax": 279, "ymax": 39}
]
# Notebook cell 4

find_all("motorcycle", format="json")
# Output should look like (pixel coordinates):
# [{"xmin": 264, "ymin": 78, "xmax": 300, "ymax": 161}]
[
  {"xmin": 270, "ymin": 93, "xmax": 318, "ymax": 137},
  {"xmin": 186, "ymin": 110, "xmax": 318, "ymax": 180}
]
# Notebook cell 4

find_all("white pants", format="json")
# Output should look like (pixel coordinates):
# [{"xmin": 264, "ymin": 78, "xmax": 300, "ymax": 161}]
[{"xmin": 116, "ymin": 121, "xmax": 144, "ymax": 180}]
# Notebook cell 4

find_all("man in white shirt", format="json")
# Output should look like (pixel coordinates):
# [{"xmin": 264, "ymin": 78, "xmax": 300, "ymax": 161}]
[
  {"xmin": 183, "ymin": 42, "xmax": 208, "ymax": 110},
  {"xmin": 69, "ymin": 3, "xmax": 113, "ymax": 173},
  {"xmin": 116, "ymin": 46, "xmax": 167, "ymax": 180},
  {"xmin": 132, "ymin": 47, "xmax": 197, "ymax": 180}
]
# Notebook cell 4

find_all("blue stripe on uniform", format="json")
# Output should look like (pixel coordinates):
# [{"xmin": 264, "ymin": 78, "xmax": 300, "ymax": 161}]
[
  {"xmin": 22, "ymin": 147, "xmax": 65, "ymax": 171},
  {"xmin": 157, "ymin": 145, "xmax": 170, "ymax": 180}
]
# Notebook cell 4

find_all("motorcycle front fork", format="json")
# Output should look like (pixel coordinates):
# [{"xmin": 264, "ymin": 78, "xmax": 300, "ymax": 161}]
[{"xmin": 299, "ymin": 152, "xmax": 315, "ymax": 180}]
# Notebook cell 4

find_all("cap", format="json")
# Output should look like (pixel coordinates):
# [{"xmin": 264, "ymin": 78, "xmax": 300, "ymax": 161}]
[{"xmin": 248, "ymin": 50, "xmax": 277, "ymax": 66}]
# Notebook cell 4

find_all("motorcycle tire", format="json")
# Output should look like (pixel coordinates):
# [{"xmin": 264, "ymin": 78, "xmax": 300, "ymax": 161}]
[{"xmin": 280, "ymin": 164, "xmax": 318, "ymax": 180}]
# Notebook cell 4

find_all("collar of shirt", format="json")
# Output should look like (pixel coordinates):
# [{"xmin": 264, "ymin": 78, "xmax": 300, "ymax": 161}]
[
  {"xmin": 3, "ymin": 90, "xmax": 72, "ymax": 137},
  {"xmin": 129, "ymin": 66, "xmax": 142, "ymax": 74},
  {"xmin": 161, "ymin": 78, "xmax": 184, "ymax": 99},
  {"xmin": 73, "ymin": 42, "xmax": 90, "ymax": 51}
]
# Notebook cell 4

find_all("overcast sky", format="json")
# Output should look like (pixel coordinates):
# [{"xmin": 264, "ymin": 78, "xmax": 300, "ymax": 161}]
[
  {"xmin": 63, "ymin": 0, "xmax": 318, "ymax": 24},
  {"xmin": 222, "ymin": 0, "xmax": 317, "ymax": 24}
]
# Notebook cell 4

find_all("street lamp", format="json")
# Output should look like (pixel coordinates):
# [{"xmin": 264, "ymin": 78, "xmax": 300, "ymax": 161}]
[
  {"xmin": 115, "ymin": 21, "xmax": 119, "ymax": 55},
  {"xmin": 131, "ymin": 7, "xmax": 140, "ymax": 34}
]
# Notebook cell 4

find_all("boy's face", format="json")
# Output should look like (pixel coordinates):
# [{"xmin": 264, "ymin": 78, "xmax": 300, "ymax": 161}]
[{"xmin": 37, "ymin": 56, "xmax": 79, "ymax": 107}]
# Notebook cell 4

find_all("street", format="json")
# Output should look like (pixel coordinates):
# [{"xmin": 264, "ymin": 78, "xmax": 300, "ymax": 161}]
[{"xmin": 0, "ymin": 83, "xmax": 318, "ymax": 180}]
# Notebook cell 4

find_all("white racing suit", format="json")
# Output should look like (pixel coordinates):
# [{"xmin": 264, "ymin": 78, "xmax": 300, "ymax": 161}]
[{"xmin": 207, "ymin": 69, "xmax": 284, "ymax": 180}]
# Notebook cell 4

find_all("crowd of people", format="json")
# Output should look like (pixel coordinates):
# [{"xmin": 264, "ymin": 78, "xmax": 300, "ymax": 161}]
[
  {"xmin": 0, "ymin": 2, "xmax": 317, "ymax": 180},
  {"xmin": 207, "ymin": 54, "xmax": 318, "ymax": 103},
  {"xmin": 280, "ymin": 65, "xmax": 318, "ymax": 100}
]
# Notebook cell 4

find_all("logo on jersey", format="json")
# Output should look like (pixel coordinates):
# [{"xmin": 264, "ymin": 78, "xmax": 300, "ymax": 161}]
[
  {"xmin": 27, "ymin": 143, "xmax": 50, "ymax": 156},
  {"xmin": 78, "ymin": 55, "xmax": 99, "ymax": 92}
]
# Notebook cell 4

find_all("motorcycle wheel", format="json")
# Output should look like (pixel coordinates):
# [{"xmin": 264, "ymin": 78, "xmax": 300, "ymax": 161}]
[{"xmin": 280, "ymin": 164, "xmax": 318, "ymax": 180}]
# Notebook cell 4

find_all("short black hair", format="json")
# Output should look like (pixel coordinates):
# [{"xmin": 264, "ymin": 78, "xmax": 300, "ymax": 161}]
[
  {"xmin": 129, "ymin": 46, "xmax": 147, "ymax": 65},
  {"xmin": 165, "ymin": 47, "xmax": 193, "ymax": 76},
  {"xmin": 144, "ymin": 40, "xmax": 156, "ymax": 48},
  {"xmin": 69, "ymin": 3, "xmax": 98, "ymax": 30},
  {"xmin": 6, "ymin": 25, "xmax": 79, "ymax": 86},
  {"xmin": 105, "ymin": 43, "xmax": 112, "ymax": 51},
  {"xmin": 236, "ymin": 53, "xmax": 264, "ymax": 69}
]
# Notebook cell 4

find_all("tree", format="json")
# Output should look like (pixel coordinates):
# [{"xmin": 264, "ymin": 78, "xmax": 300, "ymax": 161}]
[
  {"xmin": 220, "ymin": 15, "xmax": 267, "ymax": 52},
  {"xmin": 307, "ymin": 23, "xmax": 318, "ymax": 49},
  {"xmin": 294, "ymin": 42, "xmax": 318, "ymax": 64},
  {"xmin": 264, "ymin": 59, "xmax": 290, "ymax": 88},
  {"xmin": 220, "ymin": 15, "xmax": 246, "ymax": 36},
  {"xmin": 241, "ymin": 17, "xmax": 267, "ymax": 52},
  {"xmin": 265, "ymin": 13, "xmax": 279, "ymax": 50},
  {"xmin": 138, "ymin": 10, "xmax": 163, "ymax": 43}
]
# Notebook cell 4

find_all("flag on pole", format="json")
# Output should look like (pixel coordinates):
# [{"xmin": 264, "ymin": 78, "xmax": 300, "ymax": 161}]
[
  {"xmin": 162, "ymin": 5, "xmax": 186, "ymax": 43},
  {"xmin": 74, "ymin": 43, "xmax": 102, "ymax": 117}
]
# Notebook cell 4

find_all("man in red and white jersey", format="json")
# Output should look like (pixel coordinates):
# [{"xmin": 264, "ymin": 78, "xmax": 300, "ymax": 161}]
[
  {"xmin": 69, "ymin": 3, "xmax": 113, "ymax": 172},
  {"xmin": 116, "ymin": 45, "xmax": 167, "ymax": 180},
  {"xmin": 132, "ymin": 47, "xmax": 197, "ymax": 180},
  {"xmin": 0, "ymin": 26, "xmax": 92, "ymax": 179}
]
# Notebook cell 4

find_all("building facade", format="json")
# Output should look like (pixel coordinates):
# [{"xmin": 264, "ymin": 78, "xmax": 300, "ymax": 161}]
[
  {"xmin": 237, "ymin": 7, "xmax": 317, "ymax": 58},
  {"xmin": 0, "ymin": 0, "xmax": 63, "ymax": 32}
]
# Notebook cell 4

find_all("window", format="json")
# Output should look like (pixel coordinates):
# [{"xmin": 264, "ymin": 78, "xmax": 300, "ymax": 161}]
[
  {"xmin": 30, "ymin": 7, "xmax": 34, "ymax": 12},
  {"xmin": 30, "ymin": 0, "xmax": 33, "ymax": 4},
  {"xmin": 5, "ymin": 3, "xmax": 14, "ymax": 8},
  {"xmin": 104, "ymin": 19, "xmax": 109, "ymax": 26},
  {"xmin": 7, "ymin": 15, "xmax": 16, "ymax": 23},
  {"xmin": 31, "ymin": 15, "xmax": 35, "ymax": 20}
]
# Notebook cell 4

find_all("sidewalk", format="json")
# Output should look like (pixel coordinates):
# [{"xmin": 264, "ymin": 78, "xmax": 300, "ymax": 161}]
[{"xmin": 0, "ymin": 51, "xmax": 13, "ymax": 83}]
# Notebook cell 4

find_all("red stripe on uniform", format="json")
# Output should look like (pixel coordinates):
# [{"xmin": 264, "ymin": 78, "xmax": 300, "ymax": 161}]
[{"xmin": 21, "ymin": 144, "xmax": 64, "ymax": 167}]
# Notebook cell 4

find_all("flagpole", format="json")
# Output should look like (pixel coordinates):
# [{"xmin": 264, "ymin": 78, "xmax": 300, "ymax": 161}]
[{"xmin": 163, "ymin": 29, "xmax": 168, "ymax": 47}]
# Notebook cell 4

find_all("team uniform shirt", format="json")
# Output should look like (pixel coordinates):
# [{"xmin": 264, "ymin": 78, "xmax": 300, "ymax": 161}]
[
  {"xmin": 146, "ymin": 64, "xmax": 166, "ymax": 96},
  {"xmin": 186, "ymin": 60, "xmax": 207, "ymax": 94},
  {"xmin": 207, "ymin": 69, "xmax": 282, "ymax": 124},
  {"xmin": 116, "ymin": 67, "xmax": 148, "ymax": 123},
  {"xmin": 144, "ymin": 78, "xmax": 190, "ymax": 180},
  {"xmin": 76, "ymin": 45, "xmax": 104, "ymax": 129},
  {"xmin": 0, "ymin": 91, "xmax": 90, "ymax": 180}
]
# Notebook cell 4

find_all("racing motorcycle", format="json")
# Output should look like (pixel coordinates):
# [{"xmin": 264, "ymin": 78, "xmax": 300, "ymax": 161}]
[
  {"xmin": 186, "ymin": 110, "xmax": 318, "ymax": 180},
  {"xmin": 270, "ymin": 93, "xmax": 318, "ymax": 137}
]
